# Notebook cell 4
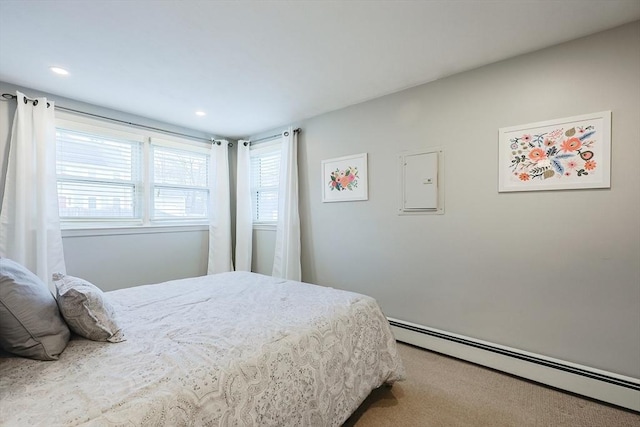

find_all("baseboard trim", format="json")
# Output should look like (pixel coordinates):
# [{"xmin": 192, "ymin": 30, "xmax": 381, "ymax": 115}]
[{"xmin": 388, "ymin": 318, "xmax": 640, "ymax": 412}]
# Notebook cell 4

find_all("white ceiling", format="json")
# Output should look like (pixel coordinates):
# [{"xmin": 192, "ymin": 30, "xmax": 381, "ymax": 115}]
[{"xmin": 1, "ymin": 1, "xmax": 639, "ymax": 139}]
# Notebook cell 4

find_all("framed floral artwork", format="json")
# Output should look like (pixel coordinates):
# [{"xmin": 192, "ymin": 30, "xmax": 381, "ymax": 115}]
[
  {"xmin": 498, "ymin": 111, "xmax": 611, "ymax": 192},
  {"xmin": 322, "ymin": 153, "xmax": 368, "ymax": 202}
]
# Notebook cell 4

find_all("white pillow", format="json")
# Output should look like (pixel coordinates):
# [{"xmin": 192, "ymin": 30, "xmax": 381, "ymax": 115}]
[{"xmin": 53, "ymin": 273, "xmax": 125, "ymax": 343}]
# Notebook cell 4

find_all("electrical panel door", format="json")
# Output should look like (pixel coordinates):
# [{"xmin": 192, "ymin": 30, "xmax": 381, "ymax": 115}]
[{"xmin": 401, "ymin": 151, "xmax": 439, "ymax": 211}]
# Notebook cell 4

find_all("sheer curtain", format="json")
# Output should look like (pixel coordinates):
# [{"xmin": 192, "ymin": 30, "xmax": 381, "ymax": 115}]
[
  {"xmin": 272, "ymin": 127, "xmax": 301, "ymax": 281},
  {"xmin": 0, "ymin": 91, "xmax": 66, "ymax": 290},
  {"xmin": 235, "ymin": 140, "xmax": 252, "ymax": 271},
  {"xmin": 207, "ymin": 140, "xmax": 233, "ymax": 274}
]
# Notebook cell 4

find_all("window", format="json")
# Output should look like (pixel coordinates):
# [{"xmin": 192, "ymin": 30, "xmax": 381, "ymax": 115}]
[
  {"xmin": 55, "ymin": 114, "xmax": 211, "ymax": 229},
  {"xmin": 56, "ymin": 125, "xmax": 143, "ymax": 223},
  {"xmin": 151, "ymin": 142, "xmax": 209, "ymax": 221},
  {"xmin": 250, "ymin": 139, "xmax": 281, "ymax": 224}
]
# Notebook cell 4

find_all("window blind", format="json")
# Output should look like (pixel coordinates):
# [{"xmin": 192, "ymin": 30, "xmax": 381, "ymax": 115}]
[
  {"xmin": 56, "ymin": 128, "xmax": 142, "ymax": 220},
  {"xmin": 151, "ymin": 144, "xmax": 209, "ymax": 221},
  {"xmin": 250, "ymin": 145, "xmax": 281, "ymax": 223},
  {"xmin": 56, "ymin": 116, "xmax": 212, "ymax": 228}
]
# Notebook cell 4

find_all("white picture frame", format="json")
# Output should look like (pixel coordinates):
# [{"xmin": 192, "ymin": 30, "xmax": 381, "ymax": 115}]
[
  {"xmin": 498, "ymin": 111, "xmax": 611, "ymax": 192},
  {"xmin": 321, "ymin": 153, "xmax": 368, "ymax": 202}
]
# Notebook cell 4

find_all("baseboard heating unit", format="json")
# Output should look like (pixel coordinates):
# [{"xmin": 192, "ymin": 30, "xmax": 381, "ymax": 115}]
[{"xmin": 388, "ymin": 317, "xmax": 640, "ymax": 412}]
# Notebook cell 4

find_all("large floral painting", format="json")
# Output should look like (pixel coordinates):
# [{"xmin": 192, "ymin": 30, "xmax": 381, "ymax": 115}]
[
  {"xmin": 498, "ymin": 111, "xmax": 611, "ymax": 192},
  {"xmin": 322, "ymin": 153, "xmax": 368, "ymax": 202}
]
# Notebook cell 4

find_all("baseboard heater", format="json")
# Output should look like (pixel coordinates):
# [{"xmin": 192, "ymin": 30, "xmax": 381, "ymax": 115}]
[{"xmin": 388, "ymin": 317, "xmax": 640, "ymax": 412}]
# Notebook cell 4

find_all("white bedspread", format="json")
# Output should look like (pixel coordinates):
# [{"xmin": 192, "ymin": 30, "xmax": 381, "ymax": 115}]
[{"xmin": 0, "ymin": 272, "xmax": 404, "ymax": 426}]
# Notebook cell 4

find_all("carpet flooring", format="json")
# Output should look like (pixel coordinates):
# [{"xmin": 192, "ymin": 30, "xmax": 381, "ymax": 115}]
[{"xmin": 344, "ymin": 342, "xmax": 640, "ymax": 426}]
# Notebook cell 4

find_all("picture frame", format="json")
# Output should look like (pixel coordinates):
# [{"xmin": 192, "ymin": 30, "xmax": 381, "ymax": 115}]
[
  {"xmin": 498, "ymin": 111, "xmax": 611, "ymax": 192},
  {"xmin": 321, "ymin": 153, "xmax": 368, "ymax": 202}
]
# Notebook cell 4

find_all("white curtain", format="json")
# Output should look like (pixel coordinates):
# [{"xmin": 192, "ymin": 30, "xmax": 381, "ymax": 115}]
[
  {"xmin": 235, "ymin": 140, "xmax": 252, "ymax": 271},
  {"xmin": 272, "ymin": 127, "xmax": 301, "ymax": 281},
  {"xmin": 0, "ymin": 91, "xmax": 66, "ymax": 291},
  {"xmin": 207, "ymin": 139, "xmax": 233, "ymax": 274}
]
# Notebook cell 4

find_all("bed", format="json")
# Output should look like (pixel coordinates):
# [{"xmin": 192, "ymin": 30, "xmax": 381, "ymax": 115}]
[{"xmin": 0, "ymin": 271, "xmax": 404, "ymax": 426}]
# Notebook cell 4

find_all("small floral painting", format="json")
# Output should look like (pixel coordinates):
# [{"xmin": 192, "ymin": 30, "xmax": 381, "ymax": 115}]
[
  {"xmin": 322, "ymin": 153, "xmax": 368, "ymax": 202},
  {"xmin": 329, "ymin": 166, "xmax": 359, "ymax": 191},
  {"xmin": 499, "ymin": 112, "xmax": 611, "ymax": 192}
]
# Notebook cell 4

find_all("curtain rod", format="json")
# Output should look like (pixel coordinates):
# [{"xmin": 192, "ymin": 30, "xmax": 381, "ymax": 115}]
[
  {"xmin": 247, "ymin": 128, "xmax": 301, "ymax": 145},
  {"xmin": 1, "ymin": 93, "xmax": 223, "ymax": 145}
]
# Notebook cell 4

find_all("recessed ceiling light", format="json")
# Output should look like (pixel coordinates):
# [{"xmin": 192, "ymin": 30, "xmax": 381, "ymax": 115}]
[
  {"xmin": 195, "ymin": 111, "xmax": 206, "ymax": 117},
  {"xmin": 50, "ymin": 67, "xmax": 69, "ymax": 76}
]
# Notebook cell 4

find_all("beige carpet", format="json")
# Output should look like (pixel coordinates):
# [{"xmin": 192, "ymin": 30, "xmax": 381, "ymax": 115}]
[{"xmin": 344, "ymin": 343, "xmax": 640, "ymax": 426}]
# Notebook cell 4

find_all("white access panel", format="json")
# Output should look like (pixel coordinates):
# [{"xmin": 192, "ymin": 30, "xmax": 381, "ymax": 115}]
[{"xmin": 401, "ymin": 151, "xmax": 439, "ymax": 211}]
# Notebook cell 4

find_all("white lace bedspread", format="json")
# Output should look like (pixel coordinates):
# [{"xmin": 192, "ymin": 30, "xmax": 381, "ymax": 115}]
[{"xmin": 0, "ymin": 272, "xmax": 404, "ymax": 426}]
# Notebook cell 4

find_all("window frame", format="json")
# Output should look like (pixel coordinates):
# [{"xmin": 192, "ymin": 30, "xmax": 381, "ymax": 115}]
[{"xmin": 55, "ymin": 111, "xmax": 212, "ymax": 234}]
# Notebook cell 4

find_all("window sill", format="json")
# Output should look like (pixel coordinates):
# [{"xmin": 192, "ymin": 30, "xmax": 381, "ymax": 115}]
[
  {"xmin": 61, "ymin": 224, "xmax": 208, "ymax": 238},
  {"xmin": 253, "ymin": 223, "xmax": 277, "ymax": 231}
]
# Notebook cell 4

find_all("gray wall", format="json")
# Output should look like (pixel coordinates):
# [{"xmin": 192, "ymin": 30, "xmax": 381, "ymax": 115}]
[
  {"xmin": 0, "ymin": 82, "xmax": 214, "ymax": 290},
  {"xmin": 251, "ymin": 228, "xmax": 276, "ymax": 275},
  {"xmin": 62, "ymin": 229, "xmax": 209, "ymax": 290},
  {"xmin": 256, "ymin": 22, "xmax": 640, "ymax": 378}
]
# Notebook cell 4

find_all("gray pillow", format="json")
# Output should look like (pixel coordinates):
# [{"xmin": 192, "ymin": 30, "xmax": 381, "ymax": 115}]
[
  {"xmin": 53, "ymin": 273, "xmax": 125, "ymax": 343},
  {"xmin": 0, "ymin": 258, "xmax": 71, "ymax": 360}
]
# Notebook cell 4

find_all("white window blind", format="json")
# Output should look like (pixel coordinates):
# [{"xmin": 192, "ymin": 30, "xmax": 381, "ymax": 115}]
[
  {"xmin": 250, "ymin": 141, "xmax": 281, "ymax": 223},
  {"xmin": 56, "ymin": 128, "xmax": 142, "ymax": 222},
  {"xmin": 151, "ymin": 144, "xmax": 210, "ymax": 221},
  {"xmin": 55, "ymin": 114, "xmax": 212, "ymax": 229}
]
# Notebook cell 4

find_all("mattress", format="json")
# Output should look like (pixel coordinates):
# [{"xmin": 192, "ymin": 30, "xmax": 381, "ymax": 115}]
[{"xmin": 0, "ymin": 271, "xmax": 404, "ymax": 426}]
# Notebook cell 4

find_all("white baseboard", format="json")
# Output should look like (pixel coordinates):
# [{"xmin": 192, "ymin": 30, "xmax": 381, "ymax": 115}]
[{"xmin": 388, "ymin": 317, "xmax": 640, "ymax": 412}]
